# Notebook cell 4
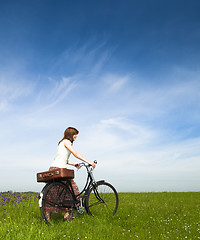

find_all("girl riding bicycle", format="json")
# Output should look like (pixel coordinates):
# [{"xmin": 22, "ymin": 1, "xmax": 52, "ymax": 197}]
[{"xmin": 45, "ymin": 127, "xmax": 96, "ymax": 221}]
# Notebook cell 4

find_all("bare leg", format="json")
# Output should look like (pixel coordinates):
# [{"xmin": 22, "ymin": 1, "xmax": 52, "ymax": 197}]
[{"xmin": 45, "ymin": 211, "xmax": 51, "ymax": 220}]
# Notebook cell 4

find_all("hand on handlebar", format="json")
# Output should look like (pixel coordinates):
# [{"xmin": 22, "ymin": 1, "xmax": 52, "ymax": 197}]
[
  {"xmin": 90, "ymin": 161, "xmax": 96, "ymax": 169},
  {"xmin": 77, "ymin": 160, "xmax": 97, "ymax": 169},
  {"xmin": 75, "ymin": 163, "xmax": 82, "ymax": 170},
  {"xmin": 86, "ymin": 160, "xmax": 97, "ymax": 169}
]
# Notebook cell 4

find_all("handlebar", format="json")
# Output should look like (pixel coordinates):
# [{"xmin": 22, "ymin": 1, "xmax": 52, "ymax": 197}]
[{"xmin": 76, "ymin": 160, "xmax": 97, "ymax": 168}]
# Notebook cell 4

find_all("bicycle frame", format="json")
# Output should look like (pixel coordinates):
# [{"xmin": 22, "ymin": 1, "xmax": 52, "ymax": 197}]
[
  {"xmin": 62, "ymin": 162, "xmax": 106, "ymax": 211},
  {"xmin": 66, "ymin": 163, "xmax": 98, "ymax": 204}
]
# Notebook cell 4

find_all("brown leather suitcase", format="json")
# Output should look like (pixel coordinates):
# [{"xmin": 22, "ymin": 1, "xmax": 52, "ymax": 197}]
[{"xmin": 37, "ymin": 168, "xmax": 74, "ymax": 182}]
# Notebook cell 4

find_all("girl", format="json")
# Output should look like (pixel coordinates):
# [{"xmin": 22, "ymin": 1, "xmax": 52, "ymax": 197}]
[{"xmin": 45, "ymin": 127, "xmax": 95, "ymax": 220}]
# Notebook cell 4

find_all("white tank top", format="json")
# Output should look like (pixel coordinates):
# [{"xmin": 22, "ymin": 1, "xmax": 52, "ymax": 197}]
[{"xmin": 51, "ymin": 140, "xmax": 71, "ymax": 168}]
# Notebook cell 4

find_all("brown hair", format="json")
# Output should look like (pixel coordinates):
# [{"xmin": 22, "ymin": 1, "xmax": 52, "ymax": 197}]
[{"xmin": 58, "ymin": 127, "xmax": 79, "ymax": 144}]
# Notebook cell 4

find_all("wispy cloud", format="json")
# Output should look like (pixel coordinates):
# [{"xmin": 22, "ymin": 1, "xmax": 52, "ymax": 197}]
[
  {"xmin": 33, "ymin": 76, "xmax": 78, "ymax": 114},
  {"xmin": 103, "ymin": 69, "xmax": 200, "ymax": 125},
  {"xmin": 102, "ymin": 74, "xmax": 130, "ymax": 92},
  {"xmin": 77, "ymin": 117, "xmax": 158, "ymax": 163},
  {"xmin": 50, "ymin": 39, "xmax": 111, "ymax": 77},
  {"xmin": 100, "ymin": 117, "xmax": 157, "ymax": 145},
  {"xmin": 0, "ymin": 77, "xmax": 34, "ymax": 112}
]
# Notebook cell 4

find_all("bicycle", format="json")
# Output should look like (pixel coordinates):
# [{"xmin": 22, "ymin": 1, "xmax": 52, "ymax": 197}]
[{"xmin": 38, "ymin": 161, "xmax": 119, "ymax": 225}]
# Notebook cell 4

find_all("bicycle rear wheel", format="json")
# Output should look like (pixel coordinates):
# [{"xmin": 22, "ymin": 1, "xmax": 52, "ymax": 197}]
[
  {"xmin": 85, "ymin": 181, "xmax": 119, "ymax": 217},
  {"xmin": 39, "ymin": 182, "xmax": 73, "ymax": 225}
]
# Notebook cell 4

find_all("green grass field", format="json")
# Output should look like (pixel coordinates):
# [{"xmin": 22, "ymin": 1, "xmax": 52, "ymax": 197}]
[{"xmin": 0, "ymin": 191, "xmax": 200, "ymax": 239}]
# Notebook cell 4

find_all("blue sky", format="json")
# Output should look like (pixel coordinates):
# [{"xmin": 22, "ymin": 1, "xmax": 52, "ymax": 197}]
[{"xmin": 0, "ymin": 0, "xmax": 200, "ymax": 192}]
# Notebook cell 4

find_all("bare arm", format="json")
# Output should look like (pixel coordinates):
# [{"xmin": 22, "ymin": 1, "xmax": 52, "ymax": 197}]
[
  {"xmin": 67, "ymin": 160, "xmax": 81, "ymax": 169},
  {"xmin": 64, "ymin": 140, "xmax": 96, "ymax": 168}
]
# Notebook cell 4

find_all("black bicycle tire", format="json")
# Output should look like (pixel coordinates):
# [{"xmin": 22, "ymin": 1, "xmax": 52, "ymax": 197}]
[
  {"xmin": 40, "ymin": 182, "xmax": 73, "ymax": 225},
  {"xmin": 85, "ymin": 181, "xmax": 119, "ymax": 216}
]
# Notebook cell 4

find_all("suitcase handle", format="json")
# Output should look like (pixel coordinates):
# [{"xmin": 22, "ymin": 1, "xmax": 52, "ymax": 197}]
[{"xmin": 43, "ymin": 172, "xmax": 54, "ymax": 178}]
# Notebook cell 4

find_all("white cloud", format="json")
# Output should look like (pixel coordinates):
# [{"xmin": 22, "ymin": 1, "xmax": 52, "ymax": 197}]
[
  {"xmin": 76, "ymin": 117, "xmax": 158, "ymax": 166},
  {"xmin": 0, "ymin": 78, "xmax": 34, "ymax": 112},
  {"xmin": 22, "ymin": 76, "xmax": 79, "ymax": 118},
  {"xmin": 100, "ymin": 117, "xmax": 157, "ymax": 146},
  {"xmin": 0, "ymin": 101, "xmax": 9, "ymax": 111},
  {"xmin": 93, "ymin": 135, "xmax": 200, "ymax": 192},
  {"xmin": 41, "ymin": 76, "xmax": 77, "ymax": 108},
  {"xmin": 102, "ymin": 74, "xmax": 129, "ymax": 92}
]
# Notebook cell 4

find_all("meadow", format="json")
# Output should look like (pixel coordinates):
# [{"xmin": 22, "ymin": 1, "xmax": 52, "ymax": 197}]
[{"xmin": 0, "ymin": 191, "xmax": 200, "ymax": 239}]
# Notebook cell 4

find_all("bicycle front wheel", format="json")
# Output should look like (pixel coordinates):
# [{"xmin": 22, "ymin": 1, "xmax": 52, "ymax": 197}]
[{"xmin": 85, "ymin": 181, "xmax": 119, "ymax": 217}]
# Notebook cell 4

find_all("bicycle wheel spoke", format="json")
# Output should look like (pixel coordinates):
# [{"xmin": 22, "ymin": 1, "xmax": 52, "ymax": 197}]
[
  {"xmin": 55, "ymin": 185, "xmax": 62, "ymax": 201},
  {"xmin": 47, "ymin": 188, "xmax": 55, "ymax": 202},
  {"xmin": 88, "ymin": 200, "xmax": 102, "ymax": 208}
]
